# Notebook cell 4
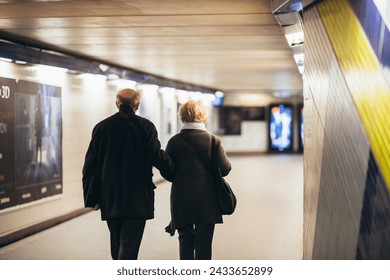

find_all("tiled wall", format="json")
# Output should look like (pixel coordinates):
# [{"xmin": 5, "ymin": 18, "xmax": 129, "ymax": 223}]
[{"xmin": 303, "ymin": 0, "xmax": 390, "ymax": 259}]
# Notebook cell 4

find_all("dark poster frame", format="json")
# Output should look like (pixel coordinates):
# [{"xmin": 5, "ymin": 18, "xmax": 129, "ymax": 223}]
[
  {"xmin": 219, "ymin": 107, "xmax": 243, "ymax": 135},
  {"xmin": 242, "ymin": 107, "xmax": 266, "ymax": 121},
  {"xmin": 0, "ymin": 77, "xmax": 62, "ymax": 210},
  {"xmin": 268, "ymin": 103, "xmax": 294, "ymax": 152}
]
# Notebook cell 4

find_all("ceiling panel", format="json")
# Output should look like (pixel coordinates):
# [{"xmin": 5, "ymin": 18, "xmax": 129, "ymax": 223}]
[
  {"xmin": 0, "ymin": 0, "xmax": 302, "ymax": 96},
  {"xmin": 0, "ymin": 14, "xmax": 277, "ymax": 29}
]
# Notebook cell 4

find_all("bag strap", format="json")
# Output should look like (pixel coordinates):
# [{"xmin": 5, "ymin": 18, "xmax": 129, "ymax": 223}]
[{"xmin": 178, "ymin": 134, "xmax": 214, "ymax": 171}]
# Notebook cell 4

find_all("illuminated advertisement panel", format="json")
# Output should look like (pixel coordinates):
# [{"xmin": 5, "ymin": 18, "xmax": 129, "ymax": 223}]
[
  {"xmin": 298, "ymin": 104, "xmax": 304, "ymax": 151},
  {"xmin": 268, "ymin": 104, "xmax": 293, "ymax": 152},
  {"xmin": 0, "ymin": 77, "xmax": 62, "ymax": 210}
]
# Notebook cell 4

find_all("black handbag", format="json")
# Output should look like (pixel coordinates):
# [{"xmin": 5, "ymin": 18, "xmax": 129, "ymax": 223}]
[
  {"xmin": 212, "ymin": 165, "xmax": 236, "ymax": 215},
  {"xmin": 179, "ymin": 134, "xmax": 237, "ymax": 215}
]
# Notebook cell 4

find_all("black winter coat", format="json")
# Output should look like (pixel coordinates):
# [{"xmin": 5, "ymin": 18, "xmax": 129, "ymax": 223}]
[
  {"xmin": 164, "ymin": 129, "xmax": 231, "ymax": 231},
  {"xmin": 82, "ymin": 106, "xmax": 174, "ymax": 221}
]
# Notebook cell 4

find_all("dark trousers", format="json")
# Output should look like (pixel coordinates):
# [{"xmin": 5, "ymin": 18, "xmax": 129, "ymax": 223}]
[
  {"xmin": 106, "ymin": 218, "xmax": 146, "ymax": 260},
  {"xmin": 177, "ymin": 223, "xmax": 215, "ymax": 260}
]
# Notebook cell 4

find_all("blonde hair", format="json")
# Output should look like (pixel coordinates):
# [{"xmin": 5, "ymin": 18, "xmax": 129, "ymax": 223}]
[
  {"xmin": 179, "ymin": 100, "xmax": 208, "ymax": 123},
  {"xmin": 116, "ymin": 88, "xmax": 142, "ymax": 110}
]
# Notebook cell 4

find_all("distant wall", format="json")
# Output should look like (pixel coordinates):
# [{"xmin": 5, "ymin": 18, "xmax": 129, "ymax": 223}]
[{"xmin": 220, "ymin": 94, "xmax": 303, "ymax": 153}]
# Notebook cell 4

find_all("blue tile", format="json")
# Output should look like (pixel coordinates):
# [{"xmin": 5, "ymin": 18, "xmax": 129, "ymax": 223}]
[{"xmin": 356, "ymin": 151, "xmax": 390, "ymax": 259}]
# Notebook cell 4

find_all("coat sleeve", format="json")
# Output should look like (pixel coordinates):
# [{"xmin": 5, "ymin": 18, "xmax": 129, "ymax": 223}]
[
  {"xmin": 143, "ymin": 122, "xmax": 175, "ymax": 178},
  {"xmin": 213, "ymin": 136, "xmax": 231, "ymax": 177},
  {"xmin": 159, "ymin": 138, "xmax": 175, "ymax": 182},
  {"xmin": 82, "ymin": 125, "xmax": 100, "ymax": 201}
]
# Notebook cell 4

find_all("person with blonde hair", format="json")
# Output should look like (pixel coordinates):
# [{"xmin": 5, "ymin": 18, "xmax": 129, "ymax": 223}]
[
  {"xmin": 163, "ymin": 100, "xmax": 231, "ymax": 260},
  {"xmin": 82, "ymin": 88, "xmax": 174, "ymax": 260}
]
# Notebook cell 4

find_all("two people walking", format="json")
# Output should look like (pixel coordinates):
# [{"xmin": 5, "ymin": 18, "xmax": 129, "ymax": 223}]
[{"xmin": 82, "ymin": 88, "xmax": 231, "ymax": 260}]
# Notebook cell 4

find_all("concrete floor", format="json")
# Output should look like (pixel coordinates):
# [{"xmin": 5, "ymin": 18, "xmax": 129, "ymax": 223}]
[{"xmin": 0, "ymin": 154, "xmax": 303, "ymax": 260}]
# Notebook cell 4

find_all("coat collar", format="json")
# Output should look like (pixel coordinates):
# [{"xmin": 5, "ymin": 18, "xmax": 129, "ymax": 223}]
[{"xmin": 119, "ymin": 105, "xmax": 135, "ymax": 115}]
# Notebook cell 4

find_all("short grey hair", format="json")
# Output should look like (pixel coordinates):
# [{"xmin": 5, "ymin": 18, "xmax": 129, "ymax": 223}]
[{"xmin": 116, "ymin": 88, "xmax": 142, "ymax": 110}]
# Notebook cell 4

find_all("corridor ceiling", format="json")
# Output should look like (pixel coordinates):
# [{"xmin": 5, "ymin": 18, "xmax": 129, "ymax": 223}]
[{"xmin": 0, "ymin": 0, "xmax": 303, "ymax": 96}]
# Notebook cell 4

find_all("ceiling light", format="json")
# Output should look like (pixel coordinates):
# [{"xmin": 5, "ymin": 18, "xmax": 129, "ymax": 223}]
[
  {"xmin": 99, "ymin": 64, "xmax": 109, "ymax": 72},
  {"xmin": 0, "ymin": 57, "xmax": 12, "ymax": 63},
  {"xmin": 285, "ymin": 30, "xmax": 304, "ymax": 47},
  {"xmin": 14, "ymin": 60, "xmax": 27, "ymax": 64},
  {"xmin": 215, "ymin": 91, "xmax": 224, "ymax": 98}
]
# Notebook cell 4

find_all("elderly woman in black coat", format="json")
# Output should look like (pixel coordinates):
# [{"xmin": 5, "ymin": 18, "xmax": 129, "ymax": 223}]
[{"xmin": 163, "ymin": 100, "xmax": 231, "ymax": 260}]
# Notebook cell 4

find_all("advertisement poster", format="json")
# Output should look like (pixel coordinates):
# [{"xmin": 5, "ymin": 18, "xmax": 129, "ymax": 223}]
[
  {"xmin": 0, "ymin": 77, "xmax": 62, "ymax": 210},
  {"xmin": 298, "ymin": 104, "xmax": 304, "ymax": 151},
  {"xmin": 268, "ymin": 104, "xmax": 293, "ymax": 152},
  {"xmin": 0, "ymin": 77, "xmax": 16, "ymax": 209}
]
